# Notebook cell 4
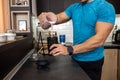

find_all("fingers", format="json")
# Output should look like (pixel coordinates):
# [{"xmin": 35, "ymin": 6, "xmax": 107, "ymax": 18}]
[
  {"xmin": 50, "ymin": 44, "xmax": 59, "ymax": 50},
  {"xmin": 38, "ymin": 12, "xmax": 57, "ymax": 29},
  {"xmin": 53, "ymin": 53, "xmax": 60, "ymax": 56},
  {"xmin": 38, "ymin": 12, "xmax": 45, "ymax": 23},
  {"xmin": 49, "ymin": 44, "xmax": 68, "ymax": 56},
  {"xmin": 38, "ymin": 12, "xmax": 48, "ymax": 29},
  {"xmin": 46, "ymin": 12, "xmax": 57, "ymax": 24},
  {"xmin": 49, "ymin": 44, "xmax": 60, "ymax": 55}
]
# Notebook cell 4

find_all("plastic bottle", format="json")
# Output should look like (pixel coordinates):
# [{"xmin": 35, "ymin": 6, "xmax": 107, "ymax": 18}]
[{"xmin": 112, "ymin": 25, "xmax": 118, "ymax": 43}]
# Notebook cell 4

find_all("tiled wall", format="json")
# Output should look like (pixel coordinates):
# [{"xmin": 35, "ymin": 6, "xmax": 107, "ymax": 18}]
[
  {"xmin": 32, "ymin": 15, "xmax": 120, "ymax": 43},
  {"xmin": 51, "ymin": 20, "xmax": 73, "ymax": 43},
  {"xmin": 106, "ymin": 14, "xmax": 120, "ymax": 42}
]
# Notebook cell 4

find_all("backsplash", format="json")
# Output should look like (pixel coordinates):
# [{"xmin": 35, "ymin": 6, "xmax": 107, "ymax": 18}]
[
  {"xmin": 32, "ymin": 17, "xmax": 73, "ymax": 43},
  {"xmin": 106, "ymin": 14, "xmax": 120, "ymax": 42},
  {"xmin": 32, "ymin": 14, "xmax": 120, "ymax": 43},
  {"xmin": 51, "ymin": 20, "xmax": 73, "ymax": 43}
]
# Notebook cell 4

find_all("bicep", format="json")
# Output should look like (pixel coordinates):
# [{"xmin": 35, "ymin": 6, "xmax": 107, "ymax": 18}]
[
  {"xmin": 95, "ymin": 4, "xmax": 115, "ymax": 43},
  {"xmin": 95, "ymin": 22, "xmax": 114, "ymax": 42}
]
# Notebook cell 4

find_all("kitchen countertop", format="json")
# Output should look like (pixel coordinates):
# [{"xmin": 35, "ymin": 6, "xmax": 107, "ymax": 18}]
[
  {"xmin": 0, "ymin": 37, "xmax": 26, "ymax": 46},
  {"xmin": 1, "ymin": 41, "xmax": 120, "ymax": 80},
  {"xmin": 0, "ymin": 37, "xmax": 33, "ymax": 54},
  {"xmin": 0, "ymin": 41, "xmax": 120, "ymax": 50},
  {"xmin": 0, "ymin": 37, "xmax": 33, "ymax": 80},
  {"xmin": 104, "ymin": 42, "xmax": 120, "ymax": 49},
  {"xmin": 11, "ymin": 55, "xmax": 91, "ymax": 80}
]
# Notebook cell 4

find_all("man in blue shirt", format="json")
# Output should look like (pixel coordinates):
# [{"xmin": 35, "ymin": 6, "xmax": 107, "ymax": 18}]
[{"xmin": 39, "ymin": 0, "xmax": 115, "ymax": 80}]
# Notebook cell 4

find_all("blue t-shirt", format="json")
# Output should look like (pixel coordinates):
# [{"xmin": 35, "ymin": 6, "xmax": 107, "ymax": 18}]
[{"xmin": 65, "ymin": 0, "xmax": 115, "ymax": 61}]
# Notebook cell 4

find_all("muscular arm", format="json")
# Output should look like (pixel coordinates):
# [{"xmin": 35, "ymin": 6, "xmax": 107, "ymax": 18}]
[
  {"xmin": 73, "ymin": 22, "xmax": 114, "ymax": 54},
  {"xmin": 55, "ymin": 12, "xmax": 70, "ymax": 24}
]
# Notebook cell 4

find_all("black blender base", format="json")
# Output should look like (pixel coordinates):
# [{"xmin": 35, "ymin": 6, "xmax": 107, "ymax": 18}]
[{"xmin": 36, "ymin": 60, "xmax": 49, "ymax": 70}]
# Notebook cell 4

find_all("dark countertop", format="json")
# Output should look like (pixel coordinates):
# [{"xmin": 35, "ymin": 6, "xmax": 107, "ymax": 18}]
[
  {"xmin": 1, "ymin": 41, "xmax": 120, "ymax": 80},
  {"xmin": 11, "ymin": 55, "xmax": 91, "ymax": 80},
  {"xmin": 0, "ymin": 37, "xmax": 33, "ymax": 80},
  {"xmin": 0, "ymin": 41, "xmax": 119, "ymax": 50},
  {"xmin": 0, "ymin": 38, "xmax": 26, "ymax": 46},
  {"xmin": 104, "ymin": 42, "xmax": 120, "ymax": 49},
  {"xmin": 0, "ymin": 37, "xmax": 29, "ymax": 53}
]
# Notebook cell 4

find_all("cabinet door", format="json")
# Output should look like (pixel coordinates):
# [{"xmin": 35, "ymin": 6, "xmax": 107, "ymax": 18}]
[
  {"xmin": 36, "ymin": 0, "xmax": 64, "ymax": 15},
  {"xmin": 106, "ymin": 0, "xmax": 120, "ymax": 14},
  {"xmin": 36, "ymin": 0, "xmax": 80, "ymax": 16},
  {"xmin": 118, "ymin": 49, "xmax": 120, "ymax": 80},
  {"xmin": 49, "ymin": 0, "xmax": 64, "ymax": 14},
  {"xmin": 64, "ymin": 0, "xmax": 79, "ymax": 9},
  {"xmin": 36, "ymin": 0, "xmax": 50, "ymax": 16},
  {"xmin": 101, "ymin": 49, "xmax": 118, "ymax": 80}
]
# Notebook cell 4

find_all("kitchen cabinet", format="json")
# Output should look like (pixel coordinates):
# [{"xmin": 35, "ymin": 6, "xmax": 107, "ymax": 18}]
[
  {"xmin": 49, "ymin": 0, "xmax": 64, "ymax": 14},
  {"xmin": 36, "ymin": 0, "xmax": 65, "ymax": 15},
  {"xmin": 0, "ymin": 0, "xmax": 10, "ymax": 33},
  {"xmin": 0, "ymin": 37, "xmax": 33, "ymax": 80},
  {"xmin": 64, "ymin": 0, "xmax": 79, "ymax": 9},
  {"xmin": 36, "ymin": 0, "xmax": 120, "ymax": 15},
  {"xmin": 10, "ymin": 0, "xmax": 33, "ymax": 37},
  {"xmin": 4, "ymin": 0, "xmax": 11, "ymax": 31},
  {"xmin": 0, "ymin": 0, "xmax": 5, "ymax": 33},
  {"xmin": 36, "ymin": 0, "xmax": 79, "ymax": 16},
  {"xmin": 107, "ymin": 0, "xmax": 120, "ymax": 14},
  {"xmin": 36, "ymin": 0, "xmax": 49, "ymax": 16},
  {"xmin": 101, "ymin": 49, "xmax": 118, "ymax": 80},
  {"xmin": 118, "ymin": 49, "xmax": 120, "ymax": 80}
]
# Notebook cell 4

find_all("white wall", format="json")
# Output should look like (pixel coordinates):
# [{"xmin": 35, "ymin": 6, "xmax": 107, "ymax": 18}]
[
  {"xmin": 52, "ymin": 15, "xmax": 120, "ymax": 43},
  {"xmin": 31, "ymin": 0, "xmax": 120, "ymax": 43},
  {"xmin": 32, "ymin": 15, "xmax": 120, "ymax": 43},
  {"xmin": 52, "ymin": 20, "xmax": 73, "ymax": 43}
]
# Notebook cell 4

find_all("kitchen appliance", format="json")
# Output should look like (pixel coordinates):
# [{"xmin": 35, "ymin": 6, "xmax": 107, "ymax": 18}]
[
  {"xmin": 35, "ymin": 31, "xmax": 58, "ymax": 69},
  {"xmin": 36, "ymin": 59, "xmax": 49, "ymax": 69},
  {"xmin": 112, "ymin": 29, "xmax": 120, "ymax": 44},
  {"xmin": 35, "ymin": 31, "xmax": 49, "ymax": 69},
  {"xmin": 47, "ymin": 31, "xmax": 58, "ymax": 53}
]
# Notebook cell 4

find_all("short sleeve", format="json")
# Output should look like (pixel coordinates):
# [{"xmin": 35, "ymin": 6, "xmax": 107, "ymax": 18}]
[
  {"xmin": 97, "ymin": 3, "xmax": 116, "ymax": 24},
  {"xmin": 64, "ymin": 3, "xmax": 78, "ymax": 19}
]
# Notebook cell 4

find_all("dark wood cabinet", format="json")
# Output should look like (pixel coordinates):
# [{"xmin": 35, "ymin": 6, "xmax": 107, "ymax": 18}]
[
  {"xmin": 0, "ymin": 38, "xmax": 33, "ymax": 80},
  {"xmin": 64, "ymin": 0, "xmax": 79, "ymax": 9},
  {"xmin": 10, "ymin": 0, "xmax": 33, "ymax": 37},
  {"xmin": 36, "ymin": 0, "xmax": 79, "ymax": 16},
  {"xmin": 37, "ymin": 0, "xmax": 120, "ymax": 15},
  {"xmin": 36, "ymin": 0, "xmax": 50, "ymax": 16},
  {"xmin": 36, "ymin": 0, "xmax": 64, "ymax": 15},
  {"xmin": 49, "ymin": 0, "xmax": 64, "ymax": 14},
  {"xmin": 107, "ymin": 0, "xmax": 120, "ymax": 14}
]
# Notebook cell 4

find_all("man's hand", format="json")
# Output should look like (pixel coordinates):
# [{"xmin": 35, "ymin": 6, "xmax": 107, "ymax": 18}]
[
  {"xmin": 50, "ymin": 44, "xmax": 69, "ymax": 56},
  {"xmin": 38, "ymin": 12, "xmax": 57, "ymax": 29}
]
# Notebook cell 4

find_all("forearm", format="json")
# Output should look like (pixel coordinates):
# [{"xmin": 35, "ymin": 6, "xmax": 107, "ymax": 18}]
[
  {"xmin": 72, "ymin": 35, "xmax": 105, "ymax": 54},
  {"xmin": 55, "ymin": 12, "xmax": 70, "ymax": 24},
  {"xmin": 72, "ymin": 22, "xmax": 113, "ymax": 54}
]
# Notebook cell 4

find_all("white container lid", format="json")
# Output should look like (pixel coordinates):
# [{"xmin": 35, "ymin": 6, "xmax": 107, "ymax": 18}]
[
  {"xmin": 0, "ymin": 34, "xmax": 6, "ymax": 37},
  {"xmin": 5, "ymin": 33, "xmax": 16, "ymax": 36}
]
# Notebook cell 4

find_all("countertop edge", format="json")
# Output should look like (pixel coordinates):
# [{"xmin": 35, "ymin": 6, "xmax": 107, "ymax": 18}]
[{"xmin": 104, "ymin": 42, "xmax": 120, "ymax": 49}]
